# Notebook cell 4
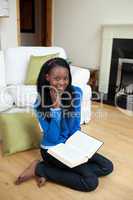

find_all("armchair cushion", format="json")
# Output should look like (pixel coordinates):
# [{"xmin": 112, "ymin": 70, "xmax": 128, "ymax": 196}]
[
  {"xmin": 0, "ymin": 112, "xmax": 41, "ymax": 156},
  {"xmin": 4, "ymin": 47, "xmax": 66, "ymax": 85},
  {"xmin": 25, "ymin": 53, "xmax": 59, "ymax": 85}
]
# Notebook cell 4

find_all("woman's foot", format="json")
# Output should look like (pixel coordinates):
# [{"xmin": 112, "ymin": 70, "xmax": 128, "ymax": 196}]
[{"xmin": 15, "ymin": 160, "xmax": 39, "ymax": 185}]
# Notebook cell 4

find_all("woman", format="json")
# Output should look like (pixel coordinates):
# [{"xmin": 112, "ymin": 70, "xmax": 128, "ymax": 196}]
[{"xmin": 15, "ymin": 57, "xmax": 113, "ymax": 191}]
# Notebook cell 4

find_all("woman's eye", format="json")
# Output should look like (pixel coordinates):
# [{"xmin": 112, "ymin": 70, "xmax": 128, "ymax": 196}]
[
  {"xmin": 54, "ymin": 77, "xmax": 60, "ymax": 81},
  {"xmin": 54, "ymin": 77, "xmax": 69, "ymax": 81},
  {"xmin": 64, "ymin": 77, "xmax": 69, "ymax": 81}
]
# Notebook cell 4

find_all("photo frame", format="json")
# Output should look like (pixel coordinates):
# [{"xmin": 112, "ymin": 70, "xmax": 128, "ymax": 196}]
[
  {"xmin": 0, "ymin": 0, "xmax": 9, "ymax": 17},
  {"xmin": 20, "ymin": 0, "xmax": 35, "ymax": 33}
]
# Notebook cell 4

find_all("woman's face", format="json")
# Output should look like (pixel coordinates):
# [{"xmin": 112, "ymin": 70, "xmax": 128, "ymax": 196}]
[{"xmin": 46, "ymin": 66, "xmax": 69, "ymax": 92}]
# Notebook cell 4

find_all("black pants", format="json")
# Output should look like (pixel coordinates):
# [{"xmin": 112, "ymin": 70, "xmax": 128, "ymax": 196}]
[{"xmin": 35, "ymin": 148, "xmax": 113, "ymax": 192}]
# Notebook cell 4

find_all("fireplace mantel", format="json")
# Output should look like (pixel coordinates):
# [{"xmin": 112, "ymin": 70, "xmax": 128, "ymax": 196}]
[{"xmin": 99, "ymin": 24, "xmax": 133, "ymax": 95}]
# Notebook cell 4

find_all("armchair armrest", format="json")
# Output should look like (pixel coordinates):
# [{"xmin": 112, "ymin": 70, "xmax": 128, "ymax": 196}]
[
  {"xmin": 0, "ymin": 51, "xmax": 6, "ymax": 87},
  {"xmin": 70, "ymin": 65, "xmax": 90, "ymax": 85},
  {"xmin": 0, "ymin": 86, "xmax": 14, "ymax": 112}
]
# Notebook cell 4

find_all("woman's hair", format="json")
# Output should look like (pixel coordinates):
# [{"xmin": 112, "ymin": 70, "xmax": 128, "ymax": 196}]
[{"xmin": 36, "ymin": 57, "xmax": 75, "ymax": 121}]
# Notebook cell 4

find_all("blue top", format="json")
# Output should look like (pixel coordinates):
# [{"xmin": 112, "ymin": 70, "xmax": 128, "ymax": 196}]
[{"xmin": 34, "ymin": 86, "xmax": 82, "ymax": 149}]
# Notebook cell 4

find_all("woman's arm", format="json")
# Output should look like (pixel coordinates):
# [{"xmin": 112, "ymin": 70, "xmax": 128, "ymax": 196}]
[
  {"xmin": 68, "ymin": 86, "xmax": 83, "ymax": 136},
  {"xmin": 35, "ymin": 108, "xmax": 61, "ymax": 143}
]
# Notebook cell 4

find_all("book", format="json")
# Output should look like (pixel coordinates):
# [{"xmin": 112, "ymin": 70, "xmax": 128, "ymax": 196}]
[{"xmin": 47, "ymin": 130, "xmax": 103, "ymax": 168}]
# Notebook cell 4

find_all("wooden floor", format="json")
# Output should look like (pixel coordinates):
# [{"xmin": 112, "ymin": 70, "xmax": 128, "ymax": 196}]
[{"xmin": 0, "ymin": 103, "xmax": 133, "ymax": 200}]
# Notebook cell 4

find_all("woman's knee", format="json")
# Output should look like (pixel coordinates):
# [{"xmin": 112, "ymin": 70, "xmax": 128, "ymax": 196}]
[
  {"xmin": 102, "ymin": 160, "xmax": 114, "ymax": 176},
  {"xmin": 81, "ymin": 175, "xmax": 99, "ymax": 192},
  {"xmin": 95, "ymin": 154, "xmax": 114, "ymax": 176}
]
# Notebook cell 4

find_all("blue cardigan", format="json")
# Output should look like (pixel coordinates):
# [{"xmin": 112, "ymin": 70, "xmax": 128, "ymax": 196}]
[{"xmin": 34, "ymin": 86, "xmax": 82, "ymax": 149}]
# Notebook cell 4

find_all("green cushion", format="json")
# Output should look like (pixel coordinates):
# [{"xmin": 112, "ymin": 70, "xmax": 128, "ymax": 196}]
[
  {"xmin": 0, "ymin": 112, "xmax": 41, "ymax": 156},
  {"xmin": 25, "ymin": 53, "xmax": 59, "ymax": 85}
]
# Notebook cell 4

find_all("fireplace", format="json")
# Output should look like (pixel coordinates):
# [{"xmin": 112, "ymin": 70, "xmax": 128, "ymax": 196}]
[
  {"xmin": 99, "ymin": 25, "xmax": 133, "ymax": 111},
  {"xmin": 108, "ymin": 39, "xmax": 133, "ymax": 109},
  {"xmin": 115, "ymin": 62, "xmax": 133, "ymax": 110}
]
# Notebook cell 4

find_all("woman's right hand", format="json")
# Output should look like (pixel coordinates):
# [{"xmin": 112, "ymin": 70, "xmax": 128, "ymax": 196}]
[{"xmin": 50, "ymin": 88, "xmax": 61, "ymax": 108}]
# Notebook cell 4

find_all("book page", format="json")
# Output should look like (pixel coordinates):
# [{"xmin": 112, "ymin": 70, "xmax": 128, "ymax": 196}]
[
  {"xmin": 48, "ymin": 143, "xmax": 88, "ymax": 168},
  {"xmin": 66, "ymin": 130, "xmax": 103, "ymax": 158}
]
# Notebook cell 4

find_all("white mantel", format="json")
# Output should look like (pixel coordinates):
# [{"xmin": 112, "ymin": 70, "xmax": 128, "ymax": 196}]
[{"xmin": 99, "ymin": 24, "xmax": 133, "ymax": 94}]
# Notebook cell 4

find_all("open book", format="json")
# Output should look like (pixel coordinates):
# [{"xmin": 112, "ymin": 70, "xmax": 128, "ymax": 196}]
[{"xmin": 48, "ymin": 130, "xmax": 103, "ymax": 168}]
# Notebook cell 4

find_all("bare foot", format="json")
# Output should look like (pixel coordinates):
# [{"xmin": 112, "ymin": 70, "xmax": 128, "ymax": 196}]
[
  {"xmin": 35, "ymin": 176, "xmax": 47, "ymax": 187},
  {"xmin": 15, "ymin": 160, "xmax": 39, "ymax": 185}
]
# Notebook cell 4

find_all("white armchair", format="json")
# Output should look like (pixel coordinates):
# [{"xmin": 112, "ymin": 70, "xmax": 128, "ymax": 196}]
[{"xmin": 0, "ymin": 46, "xmax": 92, "ymax": 124}]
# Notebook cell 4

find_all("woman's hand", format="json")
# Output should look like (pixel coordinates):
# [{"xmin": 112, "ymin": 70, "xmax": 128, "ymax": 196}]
[{"xmin": 50, "ymin": 88, "xmax": 61, "ymax": 108}]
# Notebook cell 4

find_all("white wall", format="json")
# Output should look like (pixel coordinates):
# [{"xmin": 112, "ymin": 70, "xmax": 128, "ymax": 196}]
[
  {"xmin": 53, "ymin": 0, "xmax": 133, "ymax": 69},
  {"xmin": 0, "ymin": 0, "xmax": 18, "ymax": 49}
]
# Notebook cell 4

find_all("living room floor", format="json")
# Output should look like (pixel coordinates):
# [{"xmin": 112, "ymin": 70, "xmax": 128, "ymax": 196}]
[{"xmin": 0, "ymin": 103, "xmax": 133, "ymax": 200}]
